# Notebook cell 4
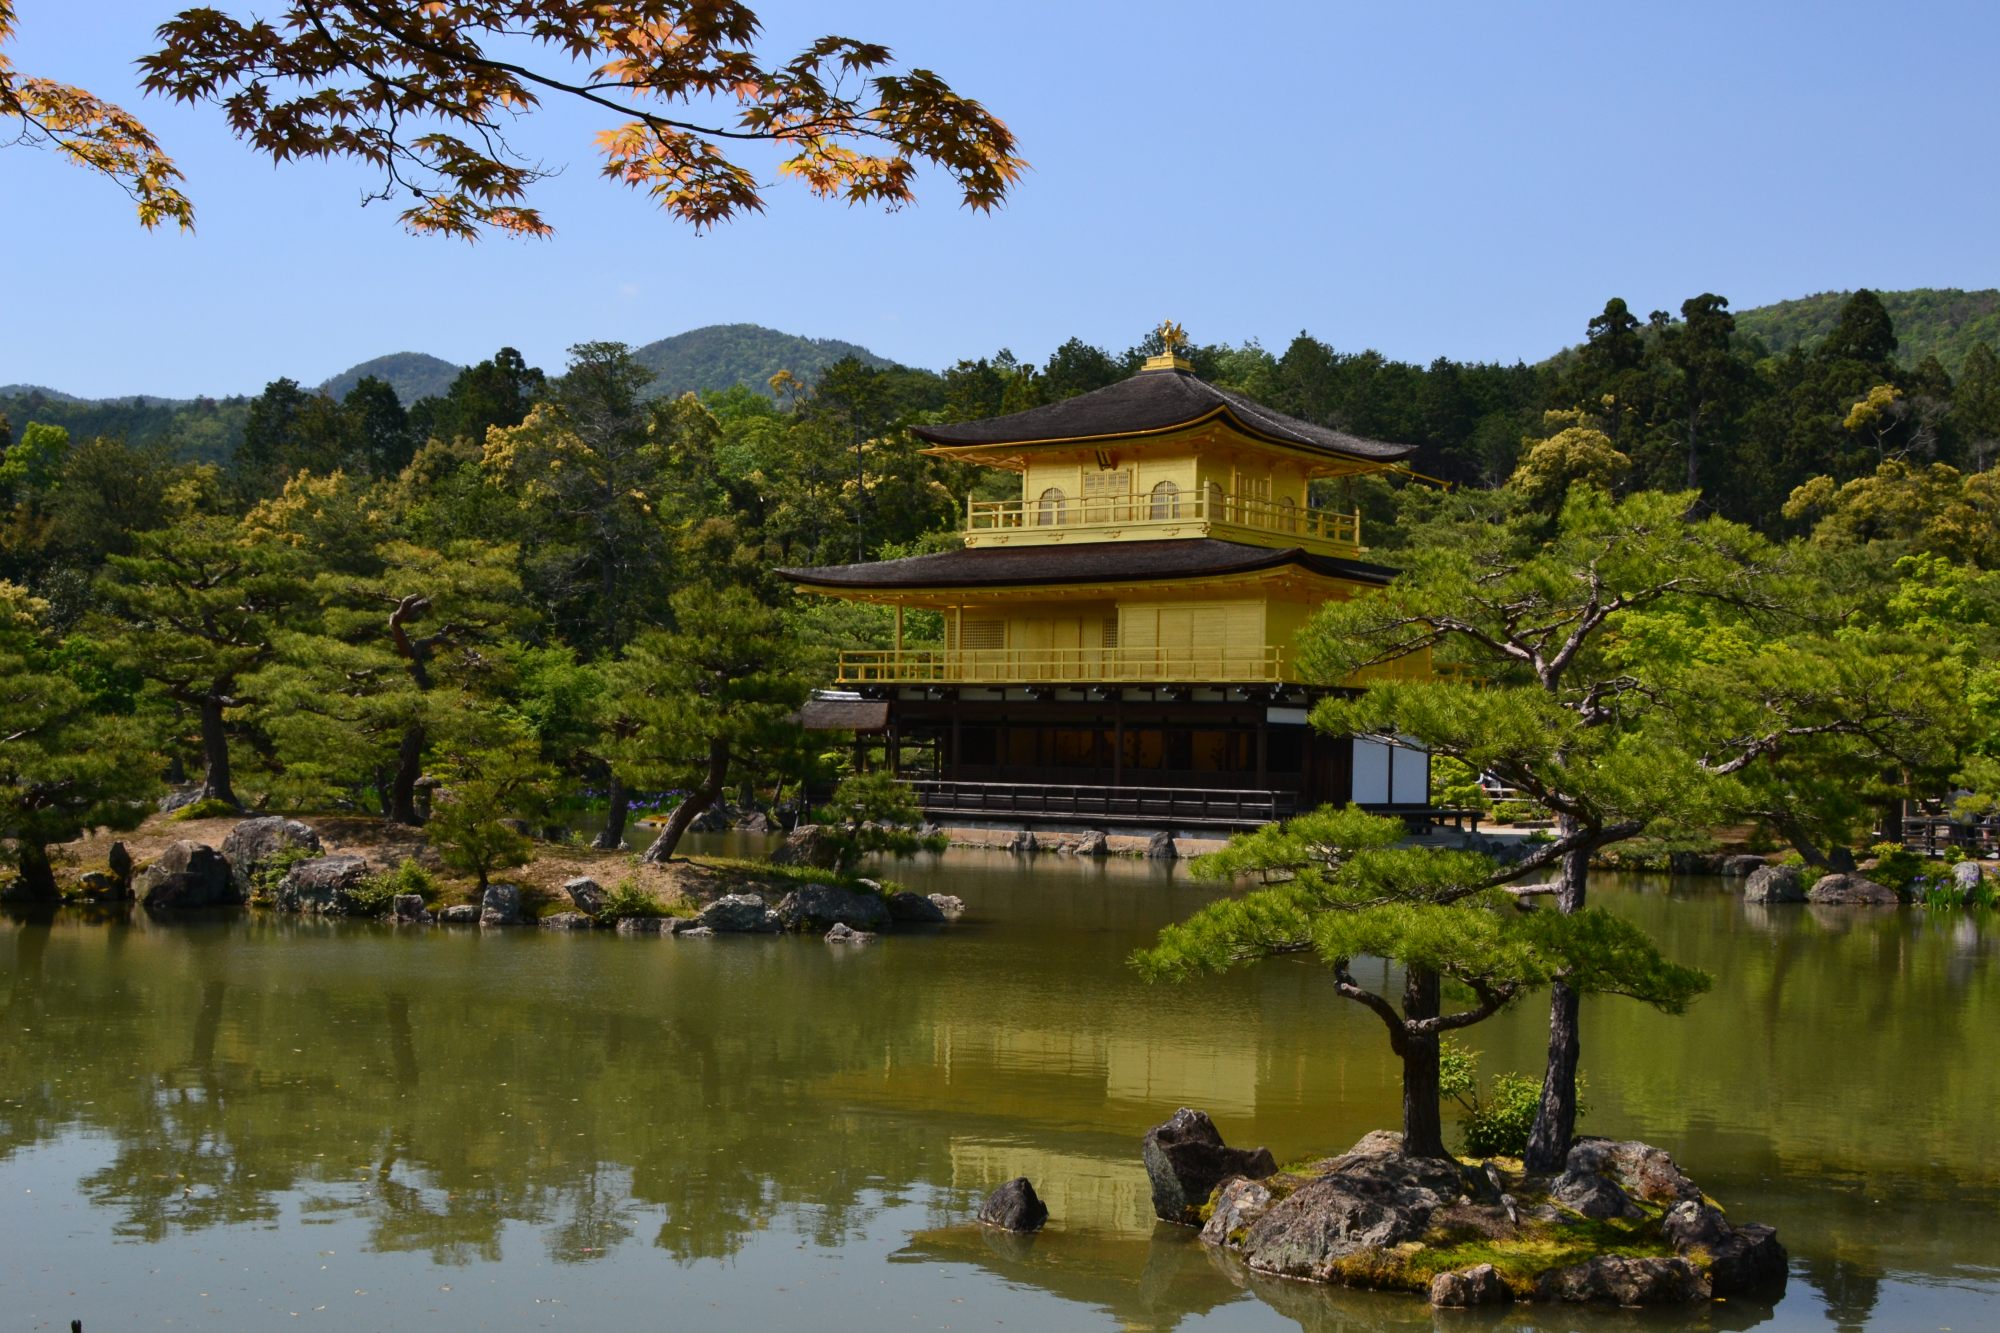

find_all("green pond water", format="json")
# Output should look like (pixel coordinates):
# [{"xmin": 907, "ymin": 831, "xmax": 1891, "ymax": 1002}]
[{"xmin": 3, "ymin": 842, "xmax": 1997, "ymax": 1331}]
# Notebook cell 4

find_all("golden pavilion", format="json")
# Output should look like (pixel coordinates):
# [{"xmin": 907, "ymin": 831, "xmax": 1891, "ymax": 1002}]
[{"xmin": 781, "ymin": 330, "xmax": 1433, "ymax": 831}]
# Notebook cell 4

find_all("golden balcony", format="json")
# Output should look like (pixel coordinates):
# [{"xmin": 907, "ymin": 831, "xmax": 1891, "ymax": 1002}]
[
  {"xmin": 836, "ymin": 646, "xmax": 1291, "ymax": 685},
  {"xmin": 963, "ymin": 491, "xmax": 1362, "ymax": 553}
]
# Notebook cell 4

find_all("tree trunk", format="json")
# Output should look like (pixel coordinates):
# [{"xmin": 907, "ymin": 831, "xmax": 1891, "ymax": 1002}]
[
  {"xmin": 1524, "ymin": 822, "xmax": 1591, "ymax": 1172},
  {"xmin": 13, "ymin": 843, "xmax": 59, "ymax": 902},
  {"xmin": 592, "ymin": 772, "xmax": 629, "ymax": 850},
  {"xmin": 197, "ymin": 694, "xmax": 238, "ymax": 808},
  {"xmin": 641, "ymin": 738, "xmax": 730, "ymax": 864},
  {"xmin": 1400, "ymin": 966, "xmax": 1447, "ymax": 1159},
  {"xmin": 388, "ymin": 722, "xmax": 425, "ymax": 826}
]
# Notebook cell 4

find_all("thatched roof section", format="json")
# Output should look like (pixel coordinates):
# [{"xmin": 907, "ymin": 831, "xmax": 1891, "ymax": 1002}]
[
  {"xmin": 912, "ymin": 366, "xmax": 1414, "ymax": 463},
  {"xmin": 780, "ymin": 539, "xmax": 1397, "ymax": 591}
]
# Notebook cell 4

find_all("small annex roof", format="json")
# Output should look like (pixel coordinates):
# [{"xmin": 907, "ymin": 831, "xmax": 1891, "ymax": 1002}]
[
  {"xmin": 794, "ymin": 697, "xmax": 891, "ymax": 733},
  {"xmin": 780, "ymin": 538, "xmax": 1398, "ymax": 592},
  {"xmin": 911, "ymin": 365, "xmax": 1415, "ymax": 464}
]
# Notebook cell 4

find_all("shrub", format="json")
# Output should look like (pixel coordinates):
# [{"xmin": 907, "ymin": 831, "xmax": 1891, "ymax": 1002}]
[
  {"xmin": 600, "ymin": 877, "xmax": 667, "ymax": 919},
  {"xmin": 171, "ymin": 797, "xmax": 240, "ymax": 822},
  {"xmin": 1866, "ymin": 843, "xmax": 1927, "ymax": 896},
  {"xmin": 1442, "ymin": 1040, "xmax": 1586, "ymax": 1159},
  {"xmin": 249, "ymin": 842, "xmax": 319, "ymax": 906},
  {"xmin": 1490, "ymin": 799, "xmax": 1546, "ymax": 825},
  {"xmin": 814, "ymin": 772, "xmax": 948, "ymax": 871},
  {"xmin": 1775, "ymin": 850, "xmax": 1806, "ymax": 868}
]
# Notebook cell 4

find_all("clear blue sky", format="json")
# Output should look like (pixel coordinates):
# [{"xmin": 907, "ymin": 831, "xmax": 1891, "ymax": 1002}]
[{"xmin": 3, "ymin": 1, "xmax": 1995, "ymax": 398}]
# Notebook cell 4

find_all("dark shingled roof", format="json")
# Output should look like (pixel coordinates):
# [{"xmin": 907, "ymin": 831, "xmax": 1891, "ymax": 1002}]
[
  {"xmin": 795, "ymin": 698, "xmax": 891, "ymax": 732},
  {"xmin": 912, "ymin": 366, "xmax": 1415, "ymax": 462},
  {"xmin": 780, "ymin": 539, "xmax": 1398, "ymax": 591}
]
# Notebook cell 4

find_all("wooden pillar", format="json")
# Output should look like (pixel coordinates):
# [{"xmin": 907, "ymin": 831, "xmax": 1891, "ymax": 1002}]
[
  {"xmin": 894, "ymin": 604, "xmax": 904, "ymax": 654},
  {"xmin": 1256, "ymin": 718, "xmax": 1268, "ymax": 790},
  {"xmin": 1113, "ymin": 693, "xmax": 1124, "ymax": 790},
  {"xmin": 949, "ymin": 704, "xmax": 962, "ymax": 783}
]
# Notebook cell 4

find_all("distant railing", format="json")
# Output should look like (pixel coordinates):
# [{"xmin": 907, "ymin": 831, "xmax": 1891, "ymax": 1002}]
[
  {"xmin": 904, "ymin": 778, "xmax": 1298, "ymax": 828},
  {"xmin": 836, "ymin": 645, "xmax": 1289, "ymax": 685},
  {"xmin": 967, "ymin": 491, "xmax": 1361, "ymax": 549}
]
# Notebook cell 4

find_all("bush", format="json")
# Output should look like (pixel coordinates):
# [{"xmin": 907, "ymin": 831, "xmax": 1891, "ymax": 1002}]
[
  {"xmin": 814, "ymin": 772, "xmax": 948, "ymax": 871},
  {"xmin": 600, "ymin": 877, "xmax": 667, "ymax": 919},
  {"xmin": 1490, "ymin": 799, "xmax": 1546, "ymax": 825},
  {"xmin": 1866, "ymin": 843, "xmax": 1927, "ymax": 895},
  {"xmin": 249, "ymin": 842, "xmax": 319, "ymax": 906},
  {"xmin": 1441, "ymin": 1040, "xmax": 1585, "ymax": 1158},
  {"xmin": 171, "ymin": 797, "xmax": 240, "ymax": 822}
]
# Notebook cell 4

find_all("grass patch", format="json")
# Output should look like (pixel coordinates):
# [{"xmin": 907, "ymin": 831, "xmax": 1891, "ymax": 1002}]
[
  {"xmin": 691, "ymin": 856, "xmax": 889, "ymax": 897},
  {"xmin": 1324, "ymin": 1214, "xmax": 1676, "ymax": 1297},
  {"xmin": 601, "ymin": 877, "xmax": 669, "ymax": 919},
  {"xmin": 170, "ymin": 797, "xmax": 240, "ymax": 822}
]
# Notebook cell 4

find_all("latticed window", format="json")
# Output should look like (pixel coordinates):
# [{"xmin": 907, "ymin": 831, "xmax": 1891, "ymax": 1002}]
[
  {"xmin": 1149, "ymin": 479, "xmax": 1180, "ymax": 518},
  {"xmin": 1036, "ymin": 487, "xmax": 1067, "ymax": 525},
  {"xmin": 961, "ymin": 618, "xmax": 1005, "ymax": 649}
]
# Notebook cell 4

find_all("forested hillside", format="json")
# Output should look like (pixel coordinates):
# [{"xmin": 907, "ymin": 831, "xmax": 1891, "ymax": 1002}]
[
  {"xmin": 1736, "ymin": 289, "xmax": 2000, "ymax": 373},
  {"xmin": 321, "ymin": 351, "xmax": 464, "ymax": 404},
  {"xmin": 630, "ymin": 323, "xmax": 891, "ymax": 398}
]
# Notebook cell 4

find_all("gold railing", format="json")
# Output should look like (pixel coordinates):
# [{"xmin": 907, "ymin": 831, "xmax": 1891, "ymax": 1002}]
[
  {"xmin": 836, "ymin": 646, "xmax": 1291, "ymax": 685},
  {"xmin": 967, "ymin": 491, "xmax": 1361, "ymax": 548}
]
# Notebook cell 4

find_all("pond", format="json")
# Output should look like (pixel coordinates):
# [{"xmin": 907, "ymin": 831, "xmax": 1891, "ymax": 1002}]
[{"xmin": 2, "ymin": 844, "xmax": 1997, "ymax": 1331}]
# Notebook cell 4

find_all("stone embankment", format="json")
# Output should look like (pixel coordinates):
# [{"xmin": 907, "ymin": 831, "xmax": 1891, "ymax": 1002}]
[{"xmin": 1142, "ymin": 1108, "xmax": 1786, "ymax": 1309}]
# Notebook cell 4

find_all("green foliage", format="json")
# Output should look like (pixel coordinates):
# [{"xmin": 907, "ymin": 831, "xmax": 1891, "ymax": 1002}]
[
  {"xmin": 1430, "ymin": 755, "xmax": 1488, "ymax": 812},
  {"xmin": 1865, "ymin": 843, "xmax": 1928, "ymax": 895},
  {"xmin": 599, "ymin": 877, "xmax": 668, "ymax": 919},
  {"xmin": 631, "ymin": 324, "xmax": 891, "ymax": 400},
  {"xmin": 814, "ymin": 771, "xmax": 947, "ymax": 870},
  {"xmin": 246, "ymin": 841, "xmax": 320, "ymax": 906},
  {"xmin": 1441, "ymin": 1042, "xmax": 1588, "ymax": 1159},
  {"xmin": 1735, "ymin": 287, "xmax": 2000, "ymax": 374},
  {"xmin": 322, "ymin": 352, "xmax": 464, "ymax": 406},
  {"xmin": 426, "ymin": 724, "xmax": 550, "ymax": 889},
  {"xmin": 346, "ymin": 862, "xmax": 438, "ymax": 917}
]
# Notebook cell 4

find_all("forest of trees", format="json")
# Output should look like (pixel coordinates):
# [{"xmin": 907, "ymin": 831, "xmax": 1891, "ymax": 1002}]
[{"xmin": 2, "ymin": 288, "xmax": 1998, "ymax": 899}]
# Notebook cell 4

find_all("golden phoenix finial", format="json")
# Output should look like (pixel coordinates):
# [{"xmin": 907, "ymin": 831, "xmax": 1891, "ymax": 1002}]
[{"xmin": 1158, "ymin": 319, "xmax": 1189, "ymax": 355}]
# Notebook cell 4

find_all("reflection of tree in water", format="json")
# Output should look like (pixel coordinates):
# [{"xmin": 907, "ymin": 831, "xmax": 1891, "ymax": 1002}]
[{"xmin": 1795, "ymin": 1255, "xmax": 1880, "ymax": 1333}]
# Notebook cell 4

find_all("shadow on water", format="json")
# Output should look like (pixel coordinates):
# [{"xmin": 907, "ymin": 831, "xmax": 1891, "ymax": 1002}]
[{"xmin": 1, "ymin": 850, "xmax": 1996, "ymax": 1329}]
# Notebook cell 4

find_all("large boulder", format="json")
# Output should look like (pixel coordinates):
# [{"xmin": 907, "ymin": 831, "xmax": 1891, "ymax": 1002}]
[
  {"xmin": 1430, "ymin": 1263, "xmax": 1511, "ymax": 1308},
  {"xmin": 1236, "ymin": 1173, "xmax": 1433, "ymax": 1280},
  {"xmin": 1076, "ymin": 829, "xmax": 1110, "ymax": 858},
  {"xmin": 275, "ymin": 855, "xmax": 374, "ymax": 915},
  {"xmin": 540, "ymin": 911, "xmax": 596, "ymax": 930},
  {"xmin": 1142, "ymin": 1108, "xmax": 1278, "ymax": 1224},
  {"xmin": 1564, "ymin": 1139, "xmax": 1701, "ymax": 1206},
  {"xmin": 137, "ymin": 841, "xmax": 238, "ymax": 910},
  {"xmin": 74, "ymin": 870, "xmax": 128, "ymax": 900},
  {"xmin": 391, "ymin": 893, "xmax": 428, "ymax": 923},
  {"xmin": 928, "ymin": 893, "xmax": 966, "ymax": 921},
  {"xmin": 1199, "ymin": 1176, "xmax": 1276, "ymax": 1248},
  {"xmin": 886, "ymin": 890, "xmax": 946, "ymax": 924},
  {"xmin": 775, "ymin": 882, "xmax": 891, "ymax": 932},
  {"xmin": 1007, "ymin": 829, "xmax": 1038, "ymax": 856},
  {"xmin": 1144, "ymin": 831, "xmax": 1179, "ymax": 860},
  {"xmin": 1662, "ymin": 1200, "xmax": 1788, "ymax": 1295},
  {"xmin": 736, "ymin": 810, "xmax": 771, "ymax": 833},
  {"xmin": 976, "ymin": 1178, "xmax": 1048, "ymax": 1233},
  {"xmin": 1535, "ymin": 1255, "xmax": 1710, "ymax": 1305},
  {"xmin": 1952, "ymin": 861, "xmax": 1987, "ymax": 904},
  {"xmin": 769, "ymin": 825, "xmax": 841, "ymax": 870},
  {"xmin": 438, "ymin": 903, "xmax": 481, "ymax": 924},
  {"xmin": 1807, "ymin": 873, "xmax": 1900, "ymax": 905},
  {"xmin": 563, "ymin": 876, "xmax": 607, "ymax": 916},
  {"xmin": 1550, "ymin": 1167, "xmax": 1643, "ymax": 1220},
  {"xmin": 1743, "ymin": 863, "xmax": 1805, "ymax": 904},
  {"xmin": 1718, "ymin": 855, "xmax": 1768, "ymax": 877},
  {"xmin": 479, "ymin": 882, "xmax": 524, "ymax": 926},
  {"xmin": 221, "ymin": 817, "xmax": 323, "ymax": 897},
  {"xmin": 824, "ymin": 922, "xmax": 876, "ymax": 945},
  {"xmin": 697, "ymin": 892, "xmax": 781, "ymax": 933},
  {"xmin": 107, "ymin": 840, "xmax": 133, "ymax": 891}
]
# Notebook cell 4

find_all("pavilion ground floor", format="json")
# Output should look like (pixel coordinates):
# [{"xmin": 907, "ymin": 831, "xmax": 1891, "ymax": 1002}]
[{"xmin": 802, "ymin": 682, "xmax": 1437, "ymax": 834}]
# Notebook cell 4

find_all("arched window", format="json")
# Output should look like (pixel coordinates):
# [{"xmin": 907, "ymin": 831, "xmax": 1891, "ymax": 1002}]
[
  {"xmin": 1206, "ymin": 481, "xmax": 1227, "ymax": 521},
  {"xmin": 1149, "ymin": 479, "xmax": 1180, "ymax": 519},
  {"xmin": 1278, "ymin": 495, "xmax": 1298, "ymax": 532},
  {"xmin": 1036, "ymin": 486, "xmax": 1067, "ymax": 526}
]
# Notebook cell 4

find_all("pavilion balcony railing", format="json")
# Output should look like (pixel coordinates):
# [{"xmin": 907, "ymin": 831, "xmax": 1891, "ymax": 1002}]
[
  {"xmin": 965, "ymin": 491, "xmax": 1362, "ymax": 550},
  {"xmin": 902, "ymin": 778, "xmax": 1298, "ymax": 828},
  {"xmin": 835, "ymin": 645, "xmax": 1290, "ymax": 685}
]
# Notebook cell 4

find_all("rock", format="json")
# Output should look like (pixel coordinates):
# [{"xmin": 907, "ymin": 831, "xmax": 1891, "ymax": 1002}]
[
  {"xmin": 157, "ymin": 785, "xmax": 202, "ymax": 815},
  {"xmin": 1550, "ymin": 1168, "xmax": 1643, "ymax": 1220},
  {"xmin": 697, "ymin": 893, "xmax": 778, "ymax": 932},
  {"xmin": 736, "ymin": 810, "xmax": 771, "ymax": 833},
  {"xmin": 1237, "ymin": 1174, "xmax": 1433, "ymax": 1279},
  {"xmin": 275, "ymin": 855, "xmax": 374, "ymax": 915},
  {"xmin": 74, "ymin": 870, "xmax": 128, "ymax": 900},
  {"xmin": 1535, "ymin": 1255, "xmax": 1710, "ymax": 1305},
  {"xmin": 1143, "ymin": 1108, "xmax": 1278, "ymax": 1224},
  {"xmin": 1144, "ymin": 830, "xmax": 1179, "ymax": 860},
  {"xmin": 928, "ymin": 893, "xmax": 966, "ymax": 920},
  {"xmin": 886, "ymin": 890, "xmax": 947, "ymax": 924},
  {"xmin": 1668, "ymin": 851, "xmax": 1727, "ymax": 875},
  {"xmin": 1199, "ymin": 1176, "xmax": 1275, "ymax": 1248},
  {"xmin": 675, "ymin": 924, "xmax": 715, "ymax": 938},
  {"xmin": 107, "ymin": 841, "xmax": 133, "ymax": 889},
  {"xmin": 688, "ymin": 804, "xmax": 734, "ymax": 833},
  {"xmin": 136, "ymin": 841, "xmax": 237, "ymax": 910},
  {"xmin": 769, "ymin": 825, "xmax": 841, "ymax": 870},
  {"xmin": 391, "ymin": 893, "xmax": 427, "ymax": 922},
  {"xmin": 1076, "ymin": 829, "xmax": 1110, "ymax": 858},
  {"xmin": 563, "ymin": 876, "xmax": 607, "ymax": 916},
  {"xmin": 775, "ymin": 882, "xmax": 891, "ymax": 932},
  {"xmin": 824, "ymin": 922, "xmax": 876, "ymax": 944},
  {"xmin": 615, "ymin": 916, "xmax": 670, "ymax": 934},
  {"xmin": 501, "ymin": 818, "xmax": 534, "ymax": 838},
  {"xmin": 221, "ymin": 817, "xmax": 324, "ymax": 897},
  {"xmin": 1663, "ymin": 1201, "xmax": 1787, "ymax": 1295},
  {"xmin": 1952, "ymin": 861, "xmax": 1986, "ymax": 904},
  {"xmin": 540, "ymin": 911, "xmax": 596, "ymax": 930},
  {"xmin": 438, "ymin": 903, "xmax": 481, "ymax": 924},
  {"xmin": 479, "ymin": 882, "xmax": 524, "ymax": 926},
  {"xmin": 1807, "ymin": 873, "xmax": 1900, "ymax": 905},
  {"xmin": 1007, "ymin": 829, "xmax": 1038, "ymax": 855},
  {"xmin": 1743, "ymin": 863, "xmax": 1805, "ymax": 903},
  {"xmin": 1565, "ymin": 1139, "xmax": 1701, "ymax": 1206},
  {"xmin": 1429, "ymin": 1263, "xmax": 1512, "ymax": 1308},
  {"xmin": 977, "ymin": 1177, "xmax": 1049, "ymax": 1232},
  {"xmin": 1718, "ymin": 855, "xmax": 1768, "ymax": 877}
]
